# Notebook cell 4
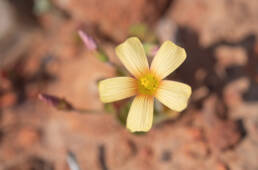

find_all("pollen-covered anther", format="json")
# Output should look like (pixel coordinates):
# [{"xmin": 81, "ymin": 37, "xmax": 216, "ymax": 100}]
[{"xmin": 138, "ymin": 73, "xmax": 159, "ymax": 96}]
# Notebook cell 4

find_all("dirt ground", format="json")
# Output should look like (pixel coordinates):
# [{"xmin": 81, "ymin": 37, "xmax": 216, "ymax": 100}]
[{"xmin": 0, "ymin": 0, "xmax": 258, "ymax": 170}]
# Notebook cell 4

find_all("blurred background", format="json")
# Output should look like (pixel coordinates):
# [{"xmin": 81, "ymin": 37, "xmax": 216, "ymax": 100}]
[{"xmin": 0, "ymin": 0, "xmax": 258, "ymax": 170}]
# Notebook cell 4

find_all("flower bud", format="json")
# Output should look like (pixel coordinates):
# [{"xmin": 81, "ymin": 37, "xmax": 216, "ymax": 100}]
[
  {"xmin": 78, "ymin": 30, "xmax": 97, "ymax": 51},
  {"xmin": 38, "ymin": 93, "xmax": 74, "ymax": 111}
]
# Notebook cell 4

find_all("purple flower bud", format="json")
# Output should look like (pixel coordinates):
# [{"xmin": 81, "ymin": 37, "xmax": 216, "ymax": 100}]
[
  {"xmin": 78, "ymin": 30, "xmax": 97, "ymax": 51},
  {"xmin": 38, "ymin": 93, "xmax": 74, "ymax": 111},
  {"xmin": 150, "ymin": 46, "xmax": 159, "ymax": 57}
]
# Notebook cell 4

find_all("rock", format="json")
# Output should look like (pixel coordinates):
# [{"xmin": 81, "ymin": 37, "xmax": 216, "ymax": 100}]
[
  {"xmin": 216, "ymin": 162, "xmax": 229, "ymax": 170},
  {"xmin": 206, "ymin": 119, "xmax": 242, "ymax": 151},
  {"xmin": 0, "ymin": 91, "xmax": 17, "ymax": 108},
  {"xmin": 52, "ymin": 0, "xmax": 171, "ymax": 41},
  {"xmin": 223, "ymin": 78, "xmax": 249, "ymax": 110},
  {"xmin": 16, "ymin": 127, "xmax": 41, "ymax": 148},
  {"xmin": 202, "ymin": 96, "xmax": 243, "ymax": 152},
  {"xmin": 215, "ymin": 46, "xmax": 247, "ymax": 75},
  {"xmin": 0, "ymin": 1, "xmax": 16, "ymax": 40},
  {"xmin": 192, "ymin": 86, "xmax": 209, "ymax": 101},
  {"xmin": 222, "ymin": 138, "xmax": 258, "ymax": 170},
  {"xmin": 170, "ymin": 0, "xmax": 258, "ymax": 46},
  {"xmin": 155, "ymin": 16, "xmax": 178, "ymax": 42}
]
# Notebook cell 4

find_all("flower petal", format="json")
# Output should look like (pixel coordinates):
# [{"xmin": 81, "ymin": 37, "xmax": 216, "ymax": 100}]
[
  {"xmin": 98, "ymin": 77, "xmax": 136, "ymax": 103},
  {"xmin": 155, "ymin": 80, "xmax": 191, "ymax": 112},
  {"xmin": 127, "ymin": 95, "xmax": 154, "ymax": 132},
  {"xmin": 116, "ymin": 37, "xmax": 149, "ymax": 78},
  {"xmin": 151, "ymin": 41, "xmax": 186, "ymax": 79}
]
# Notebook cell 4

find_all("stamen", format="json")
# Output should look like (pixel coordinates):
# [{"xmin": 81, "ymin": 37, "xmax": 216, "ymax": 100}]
[{"xmin": 137, "ymin": 73, "xmax": 159, "ymax": 96}]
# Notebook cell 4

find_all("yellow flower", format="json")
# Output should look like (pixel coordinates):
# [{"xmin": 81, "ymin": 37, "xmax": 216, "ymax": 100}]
[{"xmin": 98, "ymin": 37, "xmax": 191, "ymax": 132}]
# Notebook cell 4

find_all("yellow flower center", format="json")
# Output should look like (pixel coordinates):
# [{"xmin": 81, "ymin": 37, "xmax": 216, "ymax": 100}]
[{"xmin": 138, "ymin": 73, "xmax": 159, "ymax": 96}]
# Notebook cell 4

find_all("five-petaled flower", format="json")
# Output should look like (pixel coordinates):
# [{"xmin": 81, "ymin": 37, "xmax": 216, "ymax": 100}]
[{"xmin": 98, "ymin": 37, "xmax": 191, "ymax": 132}]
